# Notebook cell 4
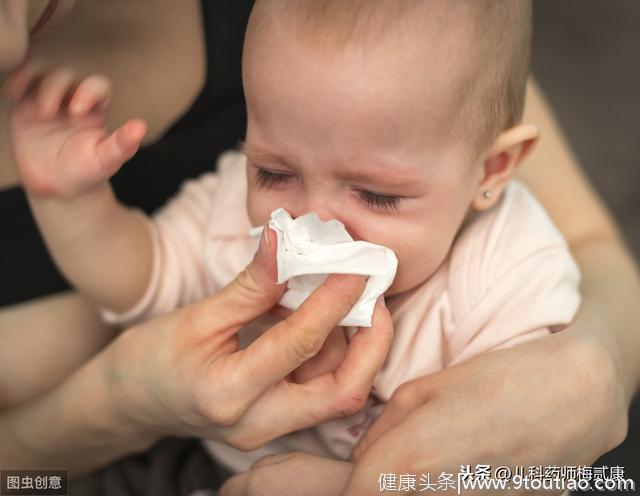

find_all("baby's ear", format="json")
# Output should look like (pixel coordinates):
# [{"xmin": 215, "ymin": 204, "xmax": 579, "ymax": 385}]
[{"xmin": 472, "ymin": 123, "xmax": 539, "ymax": 211}]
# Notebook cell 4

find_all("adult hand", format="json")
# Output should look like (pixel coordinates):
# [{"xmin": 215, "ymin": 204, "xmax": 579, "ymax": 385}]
[
  {"xmin": 219, "ymin": 452, "xmax": 353, "ymax": 496},
  {"xmin": 109, "ymin": 226, "xmax": 394, "ymax": 451},
  {"xmin": 344, "ymin": 326, "xmax": 627, "ymax": 495}
]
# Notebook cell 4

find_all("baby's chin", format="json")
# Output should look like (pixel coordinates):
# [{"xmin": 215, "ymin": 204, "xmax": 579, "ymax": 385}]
[
  {"xmin": 384, "ymin": 264, "xmax": 441, "ymax": 300},
  {"xmin": 384, "ymin": 277, "xmax": 425, "ymax": 299}
]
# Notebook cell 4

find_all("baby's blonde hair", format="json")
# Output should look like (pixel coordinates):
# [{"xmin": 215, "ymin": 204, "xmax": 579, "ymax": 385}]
[{"xmin": 248, "ymin": 0, "xmax": 532, "ymax": 150}]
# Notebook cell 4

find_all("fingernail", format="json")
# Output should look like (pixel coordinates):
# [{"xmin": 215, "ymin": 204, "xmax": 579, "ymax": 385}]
[
  {"xmin": 259, "ymin": 225, "xmax": 271, "ymax": 258},
  {"xmin": 70, "ymin": 100, "xmax": 86, "ymax": 115},
  {"xmin": 376, "ymin": 295, "xmax": 386, "ymax": 308}
]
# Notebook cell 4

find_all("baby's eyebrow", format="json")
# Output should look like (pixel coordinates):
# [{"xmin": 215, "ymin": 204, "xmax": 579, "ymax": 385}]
[
  {"xmin": 339, "ymin": 163, "xmax": 424, "ymax": 190},
  {"xmin": 237, "ymin": 141, "xmax": 295, "ymax": 168},
  {"xmin": 239, "ymin": 141, "xmax": 424, "ymax": 191}
]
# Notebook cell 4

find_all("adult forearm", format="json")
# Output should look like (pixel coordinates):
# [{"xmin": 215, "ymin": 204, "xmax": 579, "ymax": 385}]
[
  {"xmin": 519, "ymin": 78, "xmax": 640, "ymax": 400},
  {"xmin": 28, "ymin": 185, "xmax": 153, "ymax": 313},
  {"xmin": 0, "ymin": 292, "xmax": 116, "ymax": 410},
  {"xmin": 0, "ymin": 343, "xmax": 158, "ymax": 476},
  {"xmin": 570, "ymin": 237, "xmax": 640, "ymax": 400}
]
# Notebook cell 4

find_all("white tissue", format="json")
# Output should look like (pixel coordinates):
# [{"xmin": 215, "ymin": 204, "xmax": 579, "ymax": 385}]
[{"xmin": 250, "ymin": 208, "xmax": 398, "ymax": 327}]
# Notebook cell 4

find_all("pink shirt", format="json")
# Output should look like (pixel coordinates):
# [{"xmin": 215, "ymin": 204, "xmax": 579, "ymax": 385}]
[{"xmin": 104, "ymin": 151, "xmax": 581, "ymax": 472}]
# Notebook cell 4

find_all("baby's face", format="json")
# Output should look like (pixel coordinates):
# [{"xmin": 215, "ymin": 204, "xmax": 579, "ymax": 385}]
[
  {"xmin": 0, "ymin": 0, "xmax": 76, "ymax": 71},
  {"xmin": 243, "ymin": 17, "xmax": 484, "ymax": 295}
]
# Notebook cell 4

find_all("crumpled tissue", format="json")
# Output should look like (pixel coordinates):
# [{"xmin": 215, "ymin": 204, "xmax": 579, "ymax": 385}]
[{"xmin": 250, "ymin": 208, "xmax": 398, "ymax": 327}]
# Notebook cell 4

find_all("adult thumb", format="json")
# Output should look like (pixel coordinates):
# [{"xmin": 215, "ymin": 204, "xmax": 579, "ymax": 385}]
[{"xmin": 214, "ymin": 226, "xmax": 284, "ymax": 329}]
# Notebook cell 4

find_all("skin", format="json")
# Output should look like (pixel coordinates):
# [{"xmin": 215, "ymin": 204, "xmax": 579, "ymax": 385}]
[
  {"xmin": 0, "ymin": 1, "xmax": 63, "ymax": 69},
  {"xmin": 0, "ymin": 0, "xmax": 205, "ymax": 408},
  {"xmin": 2, "ymin": 46, "xmax": 397, "ymax": 477},
  {"xmin": 0, "ymin": 220, "xmax": 395, "ymax": 475},
  {"xmin": 219, "ymin": 83, "xmax": 638, "ymax": 496},
  {"xmin": 242, "ymin": 8, "xmax": 537, "ymax": 297},
  {"xmin": 337, "ymin": 85, "xmax": 638, "ymax": 495},
  {"xmin": 2, "ymin": 2, "xmax": 638, "ymax": 493},
  {"xmin": 219, "ymin": 9, "xmax": 639, "ymax": 496},
  {"xmin": 0, "ymin": 1, "xmax": 29, "ymax": 69}
]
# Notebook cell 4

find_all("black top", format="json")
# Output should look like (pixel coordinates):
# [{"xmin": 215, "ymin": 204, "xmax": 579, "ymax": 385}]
[{"xmin": 0, "ymin": 1, "xmax": 254, "ymax": 307}]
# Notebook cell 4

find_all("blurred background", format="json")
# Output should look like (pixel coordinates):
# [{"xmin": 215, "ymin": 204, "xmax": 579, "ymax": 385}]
[{"xmin": 531, "ymin": 0, "xmax": 639, "ymax": 492}]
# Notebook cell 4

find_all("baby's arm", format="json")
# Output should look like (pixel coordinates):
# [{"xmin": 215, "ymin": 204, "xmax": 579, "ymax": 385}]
[{"xmin": 6, "ymin": 65, "xmax": 151, "ymax": 313}]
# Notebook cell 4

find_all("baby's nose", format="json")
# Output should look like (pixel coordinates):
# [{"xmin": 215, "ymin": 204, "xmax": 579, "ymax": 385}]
[
  {"xmin": 292, "ymin": 197, "xmax": 338, "ymax": 223},
  {"xmin": 291, "ymin": 203, "xmax": 358, "ymax": 239}
]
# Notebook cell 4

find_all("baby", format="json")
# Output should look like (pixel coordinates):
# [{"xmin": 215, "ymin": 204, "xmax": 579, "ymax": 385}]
[{"xmin": 9, "ymin": 0, "xmax": 579, "ymax": 482}]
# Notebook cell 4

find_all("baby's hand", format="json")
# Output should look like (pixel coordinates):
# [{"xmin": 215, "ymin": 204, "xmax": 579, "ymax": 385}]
[{"xmin": 5, "ymin": 63, "xmax": 147, "ymax": 199}]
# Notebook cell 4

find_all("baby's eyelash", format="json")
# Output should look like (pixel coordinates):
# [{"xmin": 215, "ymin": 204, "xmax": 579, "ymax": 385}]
[
  {"xmin": 255, "ymin": 166, "xmax": 401, "ymax": 212},
  {"xmin": 255, "ymin": 167, "xmax": 295, "ymax": 188},
  {"xmin": 357, "ymin": 190, "xmax": 401, "ymax": 212}
]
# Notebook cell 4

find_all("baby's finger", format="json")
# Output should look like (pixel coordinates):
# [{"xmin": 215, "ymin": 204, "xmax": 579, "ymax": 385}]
[
  {"xmin": 350, "ymin": 375, "xmax": 436, "ymax": 461},
  {"xmin": 94, "ymin": 119, "xmax": 147, "ymax": 177},
  {"xmin": 349, "ymin": 404, "xmax": 401, "ymax": 462},
  {"xmin": 35, "ymin": 67, "xmax": 77, "ymax": 118},
  {"xmin": 3, "ymin": 60, "xmax": 47, "ymax": 101},
  {"xmin": 68, "ymin": 75, "xmax": 112, "ymax": 116}
]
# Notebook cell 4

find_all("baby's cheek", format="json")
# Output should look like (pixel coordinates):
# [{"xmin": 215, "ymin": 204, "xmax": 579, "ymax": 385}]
[
  {"xmin": 386, "ymin": 264, "xmax": 426, "ymax": 295},
  {"xmin": 247, "ymin": 186, "xmax": 277, "ymax": 227},
  {"xmin": 337, "ymin": 220, "xmax": 419, "ymax": 293},
  {"xmin": 247, "ymin": 184, "xmax": 305, "ymax": 228},
  {"xmin": 385, "ymin": 242, "xmax": 448, "ymax": 295}
]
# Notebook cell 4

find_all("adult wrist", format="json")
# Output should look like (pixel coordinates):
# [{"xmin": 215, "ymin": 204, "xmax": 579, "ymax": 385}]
[
  {"xmin": 97, "ymin": 328, "xmax": 167, "ymax": 444},
  {"xmin": 561, "ymin": 321, "xmax": 629, "ymax": 455},
  {"xmin": 5, "ymin": 345, "xmax": 158, "ymax": 474},
  {"xmin": 69, "ymin": 346, "xmax": 160, "ymax": 454}
]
